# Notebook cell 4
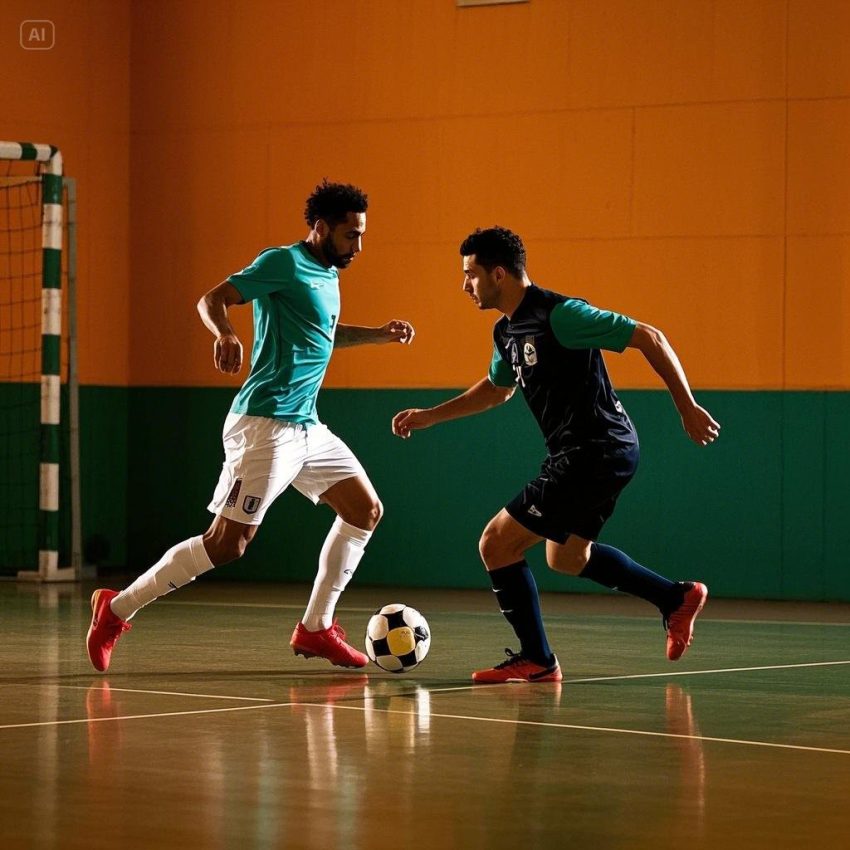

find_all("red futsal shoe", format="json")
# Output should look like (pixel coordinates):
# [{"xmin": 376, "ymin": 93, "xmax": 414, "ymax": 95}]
[
  {"xmin": 665, "ymin": 582, "xmax": 708, "ymax": 661},
  {"xmin": 86, "ymin": 589, "xmax": 131, "ymax": 672},
  {"xmin": 290, "ymin": 620, "xmax": 369, "ymax": 669},
  {"xmin": 472, "ymin": 649, "xmax": 563, "ymax": 684}
]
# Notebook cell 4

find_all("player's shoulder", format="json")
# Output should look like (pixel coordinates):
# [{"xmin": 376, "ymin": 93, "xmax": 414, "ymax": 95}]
[
  {"xmin": 534, "ymin": 286, "xmax": 587, "ymax": 309},
  {"xmin": 522, "ymin": 284, "xmax": 583, "ymax": 309},
  {"xmin": 552, "ymin": 296, "xmax": 591, "ymax": 314},
  {"xmin": 247, "ymin": 244, "xmax": 298, "ymax": 275}
]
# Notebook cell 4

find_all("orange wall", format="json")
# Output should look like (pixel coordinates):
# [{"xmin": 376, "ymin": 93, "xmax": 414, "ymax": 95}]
[
  {"xmin": 4, "ymin": 1, "xmax": 850, "ymax": 390},
  {"xmin": 0, "ymin": 0, "xmax": 130, "ymax": 386}
]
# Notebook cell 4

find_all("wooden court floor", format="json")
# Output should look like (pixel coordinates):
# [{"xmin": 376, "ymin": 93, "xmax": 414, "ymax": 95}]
[{"xmin": 1, "ymin": 580, "xmax": 848, "ymax": 850}]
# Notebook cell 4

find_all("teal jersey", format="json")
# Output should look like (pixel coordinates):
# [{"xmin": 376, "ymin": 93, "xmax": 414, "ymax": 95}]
[{"xmin": 227, "ymin": 242, "xmax": 340, "ymax": 424}]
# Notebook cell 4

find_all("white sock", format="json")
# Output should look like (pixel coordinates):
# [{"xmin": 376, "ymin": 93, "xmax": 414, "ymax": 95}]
[
  {"xmin": 110, "ymin": 535, "xmax": 214, "ymax": 621},
  {"xmin": 302, "ymin": 517, "xmax": 372, "ymax": 631}
]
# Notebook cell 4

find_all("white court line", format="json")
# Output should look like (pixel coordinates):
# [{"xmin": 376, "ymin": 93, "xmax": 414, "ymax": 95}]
[
  {"xmin": 425, "ymin": 659, "xmax": 850, "ymax": 693},
  {"xmin": 54, "ymin": 684, "xmax": 275, "ymax": 702},
  {"xmin": 165, "ymin": 601, "xmax": 377, "ymax": 612},
  {"xmin": 565, "ymin": 659, "xmax": 850, "ymax": 684},
  {"xmin": 0, "ymin": 701, "xmax": 293, "ymax": 731},
  {"xmin": 163, "ymin": 600, "xmax": 850, "ymax": 627},
  {"xmin": 302, "ymin": 702, "xmax": 850, "ymax": 756}
]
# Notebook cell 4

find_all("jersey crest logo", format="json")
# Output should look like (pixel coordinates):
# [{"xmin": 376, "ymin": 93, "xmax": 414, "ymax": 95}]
[
  {"xmin": 523, "ymin": 337, "xmax": 538, "ymax": 366},
  {"xmin": 243, "ymin": 495, "xmax": 262, "ymax": 515}
]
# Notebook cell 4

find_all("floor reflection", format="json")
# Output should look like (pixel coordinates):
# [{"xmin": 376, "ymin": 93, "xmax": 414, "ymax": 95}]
[{"xmin": 665, "ymin": 683, "xmax": 707, "ymax": 833}]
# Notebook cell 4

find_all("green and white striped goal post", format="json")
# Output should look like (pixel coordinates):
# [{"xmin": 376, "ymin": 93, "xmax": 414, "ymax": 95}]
[{"xmin": 0, "ymin": 141, "xmax": 73, "ymax": 581}]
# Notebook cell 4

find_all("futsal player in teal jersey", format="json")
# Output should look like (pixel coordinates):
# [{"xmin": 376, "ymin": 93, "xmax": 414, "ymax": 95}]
[
  {"xmin": 87, "ymin": 180, "xmax": 414, "ymax": 672},
  {"xmin": 393, "ymin": 226, "xmax": 719, "ymax": 683}
]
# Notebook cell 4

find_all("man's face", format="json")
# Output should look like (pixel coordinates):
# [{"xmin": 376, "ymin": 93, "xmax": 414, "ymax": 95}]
[
  {"xmin": 320, "ymin": 211, "xmax": 366, "ymax": 269},
  {"xmin": 462, "ymin": 255, "xmax": 501, "ymax": 309}
]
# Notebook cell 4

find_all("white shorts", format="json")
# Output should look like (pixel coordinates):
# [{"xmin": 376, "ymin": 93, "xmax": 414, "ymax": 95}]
[{"xmin": 207, "ymin": 413, "xmax": 367, "ymax": 525}]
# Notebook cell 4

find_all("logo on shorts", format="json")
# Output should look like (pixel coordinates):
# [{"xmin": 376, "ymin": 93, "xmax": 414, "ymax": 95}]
[
  {"xmin": 243, "ymin": 495, "xmax": 262, "ymax": 515},
  {"xmin": 528, "ymin": 505, "xmax": 542, "ymax": 517},
  {"xmin": 523, "ymin": 336, "xmax": 537, "ymax": 366},
  {"xmin": 225, "ymin": 478, "xmax": 243, "ymax": 508}
]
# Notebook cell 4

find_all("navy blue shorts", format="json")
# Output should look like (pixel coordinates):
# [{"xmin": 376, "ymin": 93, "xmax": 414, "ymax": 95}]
[{"xmin": 505, "ymin": 444, "xmax": 639, "ymax": 544}]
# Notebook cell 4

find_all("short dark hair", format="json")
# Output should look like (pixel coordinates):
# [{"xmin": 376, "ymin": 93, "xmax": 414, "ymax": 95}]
[
  {"xmin": 304, "ymin": 179, "xmax": 368, "ymax": 227},
  {"xmin": 459, "ymin": 226, "xmax": 526, "ymax": 277}
]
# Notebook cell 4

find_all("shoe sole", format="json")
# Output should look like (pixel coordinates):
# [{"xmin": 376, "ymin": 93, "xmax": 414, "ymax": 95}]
[
  {"xmin": 667, "ymin": 585, "xmax": 708, "ymax": 661},
  {"xmin": 472, "ymin": 677, "xmax": 563, "ymax": 684},
  {"xmin": 472, "ymin": 668, "xmax": 563, "ymax": 684},
  {"xmin": 86, "ymin": 590, "xmax": 109, "ymax": 673},
  {"xmin": 291, "ymin": 645, "xmax": 367, "ymax": 669}
]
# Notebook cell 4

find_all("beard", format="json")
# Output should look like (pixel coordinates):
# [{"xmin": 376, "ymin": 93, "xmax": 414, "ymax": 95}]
[{"xmin": 321, "ymin": 235, "xmax": 355, "ymax": 269}]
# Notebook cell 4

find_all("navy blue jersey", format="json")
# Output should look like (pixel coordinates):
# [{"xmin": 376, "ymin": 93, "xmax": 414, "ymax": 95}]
[{"xmin": 489, "ymin": 285, "xmax": 637, "ymax": 455}]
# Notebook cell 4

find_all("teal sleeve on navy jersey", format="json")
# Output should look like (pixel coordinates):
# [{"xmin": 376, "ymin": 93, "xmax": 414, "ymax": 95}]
[
  {"xmin": 550, "ymin": 299, "xmax": 636, "ymax": 352},
  {"xmin": 227, "ymin": 247, "xmax": 295, "ymax": 301},
  {"xmin": 488, "ymin": 344, "xmax": 516, "ymax": 388}
]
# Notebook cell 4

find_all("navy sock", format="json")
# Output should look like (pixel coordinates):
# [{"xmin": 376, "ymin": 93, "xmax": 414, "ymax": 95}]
[
  {"xmin": 488, "ymin": 561, "xmax": 554, "ymax": 666},
  {"xmin": 579, "ymin": 543, "xmax": 681, "ymax": 614}
]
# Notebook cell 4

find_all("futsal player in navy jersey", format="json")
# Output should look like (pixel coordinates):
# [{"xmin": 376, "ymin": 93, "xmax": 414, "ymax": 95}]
[{"xmin": 392, "ymin": 226, "xmax": 719, "ymax": 683}]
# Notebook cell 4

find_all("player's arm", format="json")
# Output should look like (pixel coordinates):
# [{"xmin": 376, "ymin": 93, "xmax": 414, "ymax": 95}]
[
  {"xmin": 335, "ymin": 320, "xmax": 415, "ymax": 348},
  {"xmin": 392, "ymin": 377, "xmax": 515, "ymax": 439},
  {"xmin": 197, "ymin": 281, "xmax": 245, "ymax": 375},
  {"xmin": 627, "ymin": 322, "xmax": 720, "ymax": 446}
]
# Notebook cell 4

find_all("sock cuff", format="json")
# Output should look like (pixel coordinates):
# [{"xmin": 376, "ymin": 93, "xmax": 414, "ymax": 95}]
[
  {"xmin": 488, "ymin": 560, "xmax": 530, "ymax": 586},
  {"xmin": 331, "ymin": 516, "xmax": 372, "ymax": 547},
  {"xmin": 189, "ymin": 534, "xmax": 214, "ymax": 573},
  {"xmin": 580, "ymin": 543, "xmax": 599, "ymax": 576}
]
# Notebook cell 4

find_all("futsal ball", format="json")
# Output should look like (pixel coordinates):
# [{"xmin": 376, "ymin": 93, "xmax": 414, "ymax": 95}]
[{"xmin": 365, "ymin": 603, "xmax": 431, "ymax": 673}]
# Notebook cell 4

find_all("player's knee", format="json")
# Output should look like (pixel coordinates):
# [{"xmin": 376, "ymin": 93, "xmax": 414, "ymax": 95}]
[
  {"xmin": 365, "ymin": 498, "xmax": 384, "ymax": 530},
  {"xmin": 203, "ymin": 526, "xmax": 255, "ymax": 566},
  {"xmin": 548, "ymin": 548, "xmax": 590, "ymax": 576},
  {"xmin": 478, "ymin": 528, "xmax": 513, "ymax": 569},
  {"xmin": 345, "ymin": 498, "xmax": 383, "ymax": 531}
]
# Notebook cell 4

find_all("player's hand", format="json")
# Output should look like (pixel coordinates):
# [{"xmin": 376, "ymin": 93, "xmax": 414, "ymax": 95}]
[
  {"xmin": 214, "ymin": 334, "xmax": 243, "ymax": 374},
  {"xmin": 392, "ymin": 408, "xmax": 433, "ymax": 439},
  {"xmin": 681, "ymin": 404, "xmax": 720, "ymax": 446},
  {"xmin": 378, "ymin": 320, "xmax": 415, "ymax": 345}
]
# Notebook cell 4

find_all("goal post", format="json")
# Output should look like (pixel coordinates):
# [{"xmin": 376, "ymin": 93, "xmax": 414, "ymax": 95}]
[{"xmin": 0, "ymin": 141, "xmax": 78, "ymax": 582}]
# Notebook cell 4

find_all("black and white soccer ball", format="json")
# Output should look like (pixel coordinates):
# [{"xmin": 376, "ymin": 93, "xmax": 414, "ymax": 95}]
[{"xmin": 365, "ymin": 603, "xmax": 431, "ymax": 673}]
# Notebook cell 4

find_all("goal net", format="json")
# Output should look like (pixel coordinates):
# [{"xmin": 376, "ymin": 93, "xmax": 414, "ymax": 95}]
[{"xmin": 0, "ymin": 142, "xmax": 77, "ymax": 580}]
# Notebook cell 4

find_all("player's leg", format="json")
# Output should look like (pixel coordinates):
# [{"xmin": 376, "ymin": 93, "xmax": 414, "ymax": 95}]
[
  {"xmin": 305, "ymin": 473, "xmax": 381, "ymax": 631},
  {"xmin": 543, "ymin": 444, "xmax": 707, "ymax": 661},
  {"xmin": 86, "ymin": 517, "xmax": 256, "ymax": 673},
  {"xmin": 110, "ymin": 517, "xmax": 257, "ymax": 622},
  {"xmin": 288, "ymin": 426, "xmax": 379, "ymax": 668},
  {"xmin": 471, "ymin": 509, "xmax": 562, "ymax": 683},
  {"xmin": 547, "ymin": 533, "xmax": 681, "ymax": 610},
  {"xmin": 86, "ymin": 414, "xmax": 301, "ymax": 672},
  {"xmin": 546, "ymin": 529, "xmax": 707, "ymax": 661}
]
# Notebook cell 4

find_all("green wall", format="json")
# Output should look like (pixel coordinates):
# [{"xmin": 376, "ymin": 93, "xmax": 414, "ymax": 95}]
[
  {"xmin": 71, "ymin": 386, "xmax": 850, "ymax": 602},
  {"xmin": 0, "ymin": 385, "xmax": 76, "ymax": 575},
  {"xmin": 80, "ymin": 386, "xmax": 129, "ymax": 568}
]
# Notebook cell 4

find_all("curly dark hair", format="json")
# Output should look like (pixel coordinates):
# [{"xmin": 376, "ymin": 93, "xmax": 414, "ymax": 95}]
[
  {"xmin": 458, "ymin": 226, "xmax": 526, "ymax": 277},
  {"xmin": 303, "ymin": 179, "xmax": 368, "ymax": 227}
]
